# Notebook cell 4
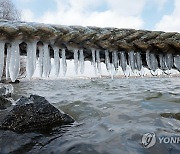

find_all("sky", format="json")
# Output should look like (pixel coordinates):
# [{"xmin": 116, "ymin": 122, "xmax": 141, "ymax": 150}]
[{"xmin": 13, "ymin": 0, "xmax": 180, "ymax": 32}]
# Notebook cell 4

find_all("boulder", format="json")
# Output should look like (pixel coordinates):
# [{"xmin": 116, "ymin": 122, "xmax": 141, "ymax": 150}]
[
  {"xmin": 0, "ymin": 84, "xmax": 13, "ymax": 109},
  {"xmin": 0, "ymin": 95, "xmax": 74, "ymax": 133},
  {"xmin": 0, "ymin": 84, "xmax": 13, "ymax": 97},
  {"xmin": 0, "ymin": 96, "xmax": 12, "ymax": 110}
]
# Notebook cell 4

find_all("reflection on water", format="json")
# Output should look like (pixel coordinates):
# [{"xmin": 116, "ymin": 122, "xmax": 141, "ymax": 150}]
[{"xmin": 12, "ymin": 77, "xmax": 180, "ymax": 153}]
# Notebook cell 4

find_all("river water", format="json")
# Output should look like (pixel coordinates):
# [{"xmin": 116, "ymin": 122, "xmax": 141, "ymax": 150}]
[{"xmin": 11, "ymin": 77, "xmax": 180, "ymax": 153}]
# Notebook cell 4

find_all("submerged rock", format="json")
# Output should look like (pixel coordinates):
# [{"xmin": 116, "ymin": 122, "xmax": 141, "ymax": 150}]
[
  {"xmin": 0, "ymin": 84, "xmax": 13, "ymax": 109},
  {"xmin": 0, "ymin": 96, "xmax": 12, "ymax": 110},
  {"xmin": 0, "ymin": 79, "xmax": 20, "ymax": 84},
  {"xmin": 0, "ymin": 95, "xmax": 74, "ymax": 133},
  {"xmin": 160, "ymin": 113, "xmax": 180, "ymax": 121},
  {"xmin": 0, "ymin": 84, "xmax": 13, "ymax": 97}
]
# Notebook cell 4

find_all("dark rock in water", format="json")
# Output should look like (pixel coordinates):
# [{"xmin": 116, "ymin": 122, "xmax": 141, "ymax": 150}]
[
  {"xmin": 0, "ymin": 96, "xmax": 12, "ymax": 110},
  {"xmin": 1, "ymin": 79, "xmax": 20, "ymax": 84},
  {"xmin": 0, "ymin": 85, "xmax": 13, "ymax": 109},
  {"xmin": 0, "ymin": 84, "xmax": 13, "ymax": 97},
  {"xmin": 0, "ymin": 95, "xmax": 74, "ymax": 133},
  {"xmin": 160, "ymin": 113, "xmax": 180, "ymax": 121},
  {"xmin": 9, "ymin": 79, "xmax": 20, "ymax": 84}
]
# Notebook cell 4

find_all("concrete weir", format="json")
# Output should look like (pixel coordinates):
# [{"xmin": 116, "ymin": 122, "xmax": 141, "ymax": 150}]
[{"xmin": 0, "ymin": 19, "xmax": 180, "ymax": 81}]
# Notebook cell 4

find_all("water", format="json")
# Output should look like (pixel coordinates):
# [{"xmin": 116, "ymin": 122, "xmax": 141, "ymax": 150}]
[{"xmin": 12, "ymin": 77, "xmax": 180, "ymax": 153}]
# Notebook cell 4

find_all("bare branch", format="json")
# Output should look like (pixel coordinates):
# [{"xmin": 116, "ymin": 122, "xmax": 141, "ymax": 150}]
[{"xmin": 0, "ymin": 0, "xmax": 21, "ymax": 21}]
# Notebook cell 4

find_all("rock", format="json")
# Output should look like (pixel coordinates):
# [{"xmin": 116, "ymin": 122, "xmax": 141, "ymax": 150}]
[
  {"xmin": 0, "ymin": 79, "xmax": 20, "ymax": 84},
  {"xmin": 160, "ymin": 113, "xmax": 180, "ymax": 121},
  {"xmin": 0, "ymin": 95, "xmax": 74, "ymax": 133},
  {"xmin": 9, "ymin": 80, "xmax": 20, "ymax": 84},
  {"xmin": 0, "ymin": 96, "xmax": 12, "ymax": 110},
  {"xmin": 0, "ymin": 84, "xmax": 13, "ymax": 97}
]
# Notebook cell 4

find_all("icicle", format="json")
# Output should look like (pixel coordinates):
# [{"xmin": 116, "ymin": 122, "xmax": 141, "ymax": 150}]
[
  {"xmin": 53, "ymin": 47, "xmax": 60, "ymax": 77},
  {"xmin": 119, "ymin": 51, "xmax": 127, "ymax": 72},
  {"xmin": 26, "ymin": 41, "xmax": 37, "ymax": 79},
  {"xmin": 146, "ymin": 51, "xmax": 151, "ymax": 69},
  {"xmin": 105, "ymin": 50, "xmax": 111, "ymax": 72},
  {"xmin": 96, "ymin": 49, "xmax": 102, "ymax": 75},
  {"xmin": 165, "ymin": 53, "xmax": 173, "ymax": 70},
  {"xmin": 128, "ymin": 51, "xmax": 135, "ymax": 71},
  {"xmin": 146, "ymin": 51, "xmax": 158, "ymax": 72},
  {"xmin": 43, "ymin": 44, "xmax": 51, "ymax": 77},
  {"xmin": 61, "ymin": 49, "xmax": 67, "ymax": 76},
  {"xmin": 112, "ymin": 51, "xmax": 118, "ymax": 70},
  {"xmin": 9, "ymin": 41, "xmax": 21, "ymax": 82},
  {"xmin": 135, "ymin": 52, "xmax": 142, "ymax": 71},
  {"xmin": 174, "ymin": 55, "xmax": 180, "ymax": 71},
  {"xmin": 38, "ymin": 45, "xmax": 44, "ymax": 77},
  {"xmin": 79, "ymin": 49, "xmax": 84, "ymax": 74},
  {"xmin": 110, "ymin": 64, "xmax": 114, "ymax": 80},
  {"xmin": 159, "ymin": 54, "xmax": 167, "ymax": 71},
  {"xmin": 0, "ymin": 41, "xmax": 5, "ymax": 80},
  {"xmin": 6, "ymin": 44, "xmax": 11, "ymax": 80},
  {"xmin": 74, "ymin": 49, "xmax": 79, "ymax": 75},
  {"xmin": 91, "ymin": 49, "xmax": 97, "ymax": 75}
]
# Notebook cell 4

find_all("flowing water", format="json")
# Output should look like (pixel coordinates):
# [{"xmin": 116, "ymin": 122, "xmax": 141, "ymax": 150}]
[{"xmin": 10, "ymin": 77, "xmax": 180, "ymax": 153}]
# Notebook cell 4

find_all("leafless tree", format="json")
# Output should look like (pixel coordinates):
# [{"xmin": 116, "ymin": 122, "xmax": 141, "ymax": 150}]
[{"xmin": 0, "ymin": 0, "xmax": 21, "ymax": 21}]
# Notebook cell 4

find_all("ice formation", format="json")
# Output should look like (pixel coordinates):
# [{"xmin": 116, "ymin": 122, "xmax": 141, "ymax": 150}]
[
  {"xmin": 26, "ymin": 41, "xmax": 37, "ymax": 79},
  {"xmin": 43, "ymin": 44, "xmax": 51, "ymax": 77},
  {"xmin": 79, "ymin": 49, "xmax": 85, "ymax": 74},
  {"xmin": 0, "ymin": 40, "xmax": 179, "ymax": 81},
  {"xmin": 9, "ymin": 41, "xmax": 21, "ymax": 82},
  {"xmin": 5, "ymin": 44, "xmax": 11, "ymax": 80},
  {"xmin": 0, "ymin": 20, "xmax": 179, "ymax": 81},
  {"xmin": 96, "ymin": 50, "xmax": 102, "ymax": 75},
  {"xmin": 91, "ymin": 49, "xmax": 97, "ymax": 75},
  {"xmin": 53, "ymin": 46, "xmax": 60, "ymax": 76},
  {"xmin": 61, "ymin": 49, "xmax": 67, "ymax": 76},
  {"xmin": 73, "ymin": 49, "xmax": 79, "ymax": 75},
  {"xmin": 0, "ymin": 42, "xmax": 5, "ymax": 79}
]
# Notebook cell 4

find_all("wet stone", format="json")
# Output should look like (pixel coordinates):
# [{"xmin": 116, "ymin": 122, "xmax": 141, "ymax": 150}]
[
  {"xmin": 0, "ymin": 95, "xmax": 75, "ymax": 133},
  {"xmin": 160, "ymin": 113, "xmax": 180, "ymax": 121},
  {"xmin": 0, "ymin": 96, "xmax": 12, "ymax": 110}
]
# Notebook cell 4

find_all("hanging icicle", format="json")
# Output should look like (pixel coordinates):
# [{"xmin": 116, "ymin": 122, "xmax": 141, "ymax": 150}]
[
  {"xmin": 174, "ymin": 55, "xmax": 180, "ymax": 71},
  {"xmin": 53, "ymin": 46, "xmax": 60, "ymax": 77},
  {"xmin": 110, "ymin": 64, "xmax": 115, "ymax": 80},
  {"xmin": 61, "ymin": 49, "xmax": 67, "ymax": 76},
  {"xmin": 96, "ymin": 49, "xmax": 102, "ymax": 75},
  {"xmin": 165, "ymin": 53, "xmax": 173, "ymax": 70},
  {"xmin": 9, "ymin": 41, "xmax": 21, "ymax": 82},
  {"xmin": 6, "ymin": 44, "xmax": 11, "ymax": 80},
  {"xmin": 135, "ymin": 52, "xmax": 142, "ymax": 71},
  {"xmin": 0, "ymin": 41, "xmax": 5, "ymax": 80},
  {"xmin": 105, "ymin": 50, "xmax": 111, "ymax": 72},
  {"xmin": 38, "ymin": 45, "xmax": 44, "ymax": 77},
  {"xmin": 91, "ymin": 49, "xmax": 97, "ymax": 75},
  {"xmin": 74, "ymin": 49, "xmax": 79, "ymax": 75},
  {"xmin": 112, "ymin": 51, "xmax": 119, "ymax": 70},
  {"xmin": 146, "ymin": 51, "xmax": 158, "ymax": 72},
  {"xmin": 119, "ymin": 51, "xmax": 127, "ymax": 72},
  {"xmin": 43, "ymin": 43, "xmax": 51, "ymax": 77},
  {"xmin": 159, "ymin": 54, "xmax": 167, "ymax": 71},
  {"xmin": 128, "ymin": 51, "xmax": 135, "ymax": 71},
  {"xmin": 79, "ymin": 49, "xmax": 84, "ymax": 74},
  {"xmin": 26, "ymin": 41, "xmax": 37, "ymax": 79}
]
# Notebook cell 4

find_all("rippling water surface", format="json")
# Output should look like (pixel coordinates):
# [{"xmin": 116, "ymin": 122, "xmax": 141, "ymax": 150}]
[{"xmin": 12, "ymin": 77, "xmax": 180, "ymax": 153}]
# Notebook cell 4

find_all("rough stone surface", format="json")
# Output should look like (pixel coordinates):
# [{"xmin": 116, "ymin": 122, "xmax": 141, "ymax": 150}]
[
  {"xmin": 0, "ymin": 84, "xmax": 13, "ymax": 97},
  {"xmin": 0, "ymin": 84, "xmax": 13, "ymax": 109},
  {"xmin": 160, "ymin": 113, "xmax": 180, "ymax": 120},
  {"xmin": 0, "ymin": 95, "xmax": 74, "ymax": 133},
  {"xmin": 0, "ymin": 96, "xmax": 12, "ymax": 110}
]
